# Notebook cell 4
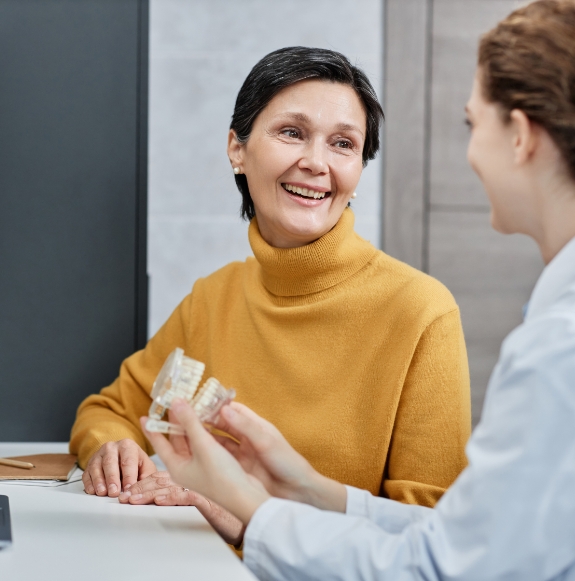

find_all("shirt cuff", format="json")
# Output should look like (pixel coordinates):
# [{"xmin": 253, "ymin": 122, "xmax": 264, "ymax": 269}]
[
  {"xmin": 345, "ymin": 485, "xmax": 432, "ymax": 534},
  {"xmin": 345, "ymin": 485, "xmax": 373, "ymax": 517},
  {"xmin": 243, "ymin": 498, "xmax": 289, "ymax": 578}
]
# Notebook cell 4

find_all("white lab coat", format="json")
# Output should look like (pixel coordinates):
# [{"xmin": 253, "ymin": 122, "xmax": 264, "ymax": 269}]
[{"xmin": 243, "ymin": 236, "xmax": 575, "ymax": 581}]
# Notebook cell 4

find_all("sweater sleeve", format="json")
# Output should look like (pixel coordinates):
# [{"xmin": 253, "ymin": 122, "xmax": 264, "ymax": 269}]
[
  {"xmin": 382, "ymin": 308, "xmax": 471, "ymax": 507},
  {"xmin": 69, "ymin": 291, "xmax": 196, "ymax": 468}
]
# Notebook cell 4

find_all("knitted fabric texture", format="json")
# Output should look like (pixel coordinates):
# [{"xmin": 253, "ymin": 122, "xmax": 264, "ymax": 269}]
[{"xmin": 71, "ymin": 209, "xmax": 471, "ymax": 507}]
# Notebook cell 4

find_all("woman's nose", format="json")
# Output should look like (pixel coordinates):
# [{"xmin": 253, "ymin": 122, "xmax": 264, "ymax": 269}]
[{"xmin": 298, "ymin": 139, "xmax": 328, "ymax": 174}]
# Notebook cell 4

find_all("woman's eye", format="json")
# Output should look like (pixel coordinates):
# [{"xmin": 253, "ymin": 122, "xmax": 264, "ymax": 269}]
[
  {"xmin": 282, "ymin": 128, "xmax": 300, "ymax": 139},
  {"xmin": 335, "ymin": 139, "xmax": 353, "ymax": 149}
]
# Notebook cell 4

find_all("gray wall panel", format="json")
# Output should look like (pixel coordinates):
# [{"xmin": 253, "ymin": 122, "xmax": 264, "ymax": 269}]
[{"xmin": 382, "ymin": 0, "xmax": 430, "ymax": 270}]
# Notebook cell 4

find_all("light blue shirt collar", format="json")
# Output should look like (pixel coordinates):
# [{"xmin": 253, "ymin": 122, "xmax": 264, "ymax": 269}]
[{"xmin": 525, "ymin": 235, "xmax": 575, "ymax": 321}]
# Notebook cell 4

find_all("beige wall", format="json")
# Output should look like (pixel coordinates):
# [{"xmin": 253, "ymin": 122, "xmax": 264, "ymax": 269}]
[
  {"xmin": 384, "ymin": 0, "xmax": 544, "ymax": 425},
  {"xmin": 148, "ymin": 0, "xmax": 383, "ymax": 336}
]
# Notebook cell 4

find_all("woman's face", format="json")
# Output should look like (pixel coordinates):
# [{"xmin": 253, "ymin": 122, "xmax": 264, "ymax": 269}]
[
  {"xmin": 228, "ymin": 79, "xmax": 366, "ymax": 248},
  {"xmin": 466, "ymin": 70, "xmax": 532, "ymax": 235}
]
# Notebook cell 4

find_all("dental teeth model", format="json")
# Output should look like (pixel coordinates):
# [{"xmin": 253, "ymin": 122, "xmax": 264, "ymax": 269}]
[{"xmin": 145, "ymin": 347, "xmax": 236, "ymax": 436}]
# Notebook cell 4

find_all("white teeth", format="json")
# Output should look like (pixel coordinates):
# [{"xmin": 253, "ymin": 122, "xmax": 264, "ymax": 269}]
[{"xmin": 283, "ymin": 184, "xmax": 326, "ymax": 199}]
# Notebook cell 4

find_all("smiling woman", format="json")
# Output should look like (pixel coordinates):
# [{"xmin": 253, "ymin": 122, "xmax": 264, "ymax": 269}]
[
  {"xmin": 70, "ymin": 47, "xmax": 471, "ymax": 551},
  {"xmin": 229, "ymin": 78, "xmax": 365, "ymax": 248}
]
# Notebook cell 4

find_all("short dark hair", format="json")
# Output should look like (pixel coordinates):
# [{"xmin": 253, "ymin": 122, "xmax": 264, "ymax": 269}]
[{"xmin": 230, "ymin": 46, "xmax": 385, "ymax": 220}]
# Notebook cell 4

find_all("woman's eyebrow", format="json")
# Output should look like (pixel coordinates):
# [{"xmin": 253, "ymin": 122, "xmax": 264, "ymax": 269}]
[
  {"xmin": 334, "ymin": 122, "xmax": 364, "ymax": 137},
  {"xmin": 276, "ymin": 112, "xmax": 312, "ymax": 124},
  {"xmin": 275, "ymin": 112, "xmax": 364, "ymax": 136}
]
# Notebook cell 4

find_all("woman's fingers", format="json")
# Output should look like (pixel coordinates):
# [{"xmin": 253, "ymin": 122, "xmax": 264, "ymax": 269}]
[
  {"xmin": 169, "ymin": 429, "xmax": 192, "ymax": 456},
  {"xmin": 118, "ymin": 440, "xmax": 151, "ymax": 492},
  {"xmin": 89, "ymin": 447, "xmax": 115, "ymax": 496},
  {"xmin": 82, "ymin": 468, "xmax": 96, "ymax": 495},
  {"xmin": 170, "ymin": 399, "xmax": 212, "ymax": 447},
  {"xmin": 129, "ymin": 486, "xmax": 198, "ymax": 506},
  {"xmin": 219, "ymin": 403, "xmax": 274, "ymax": 450},
  {"xmin": 168, "ymin": 409, "xmax": 192, "ymax": 456},
  {"xmin": 101, "ymin": 446, "xmax": 122, "ymax": 497},
  {"xmin": 140, "ymin": 416, "xmax": 180, "ymax": 471},
  {"xmin": 213, "ymin": 433, "xmax": 241, "ymax": 457}
]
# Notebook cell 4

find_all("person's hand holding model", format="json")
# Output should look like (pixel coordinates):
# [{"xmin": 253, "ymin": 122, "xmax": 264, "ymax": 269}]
[
  {"xmin": 142, "ymin": 399, "xmax": 347, "ymax": 528},
  {"xmin": 142, "ymin": 401, "xmax": 271, "ymax": 527}
]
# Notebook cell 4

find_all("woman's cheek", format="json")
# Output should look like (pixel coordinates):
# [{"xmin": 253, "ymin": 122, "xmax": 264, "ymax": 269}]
[{"xmin": 466, "ymin": 137, "xmax": 480, "ymax": 177}]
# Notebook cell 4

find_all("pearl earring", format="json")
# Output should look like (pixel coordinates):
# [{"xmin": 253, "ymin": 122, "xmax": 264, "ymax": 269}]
[
  {"xmin": 233, "ymin": 167, "xmax": 241, "ymax": 175},
  {"xmin": 351, "ymin": 192, "xmax": 357, "ymax": 199}
]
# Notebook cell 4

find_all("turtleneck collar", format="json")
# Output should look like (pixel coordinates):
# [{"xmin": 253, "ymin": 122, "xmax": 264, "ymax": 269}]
[{"xmin": 248, "ymin": 208, "xmax": 378, "ymax": 297}]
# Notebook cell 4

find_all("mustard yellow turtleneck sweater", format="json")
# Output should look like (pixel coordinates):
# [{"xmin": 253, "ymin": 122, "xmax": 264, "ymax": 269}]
[{"xmin": 70, "ymin": 209, "xmax": 471, "ymax": 507}]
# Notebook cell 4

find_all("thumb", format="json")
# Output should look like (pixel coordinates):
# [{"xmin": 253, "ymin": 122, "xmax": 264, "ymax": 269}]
[
  {"xmin": 171, "ymin": 399, "xmax": 211, "ymax": 447},
  {"xmin": 141, "ymin": 416, "xmax": 179, "ymax": 468}
]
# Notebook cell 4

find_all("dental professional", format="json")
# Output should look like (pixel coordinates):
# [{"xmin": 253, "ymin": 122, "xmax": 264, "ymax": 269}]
[
  {"xmin": 145, "ymin": 1, "xmax": 575, "ymax": 578},
  {"xmin": 71, "ymin": 47, "xmax": 471, "ymax": 547}
]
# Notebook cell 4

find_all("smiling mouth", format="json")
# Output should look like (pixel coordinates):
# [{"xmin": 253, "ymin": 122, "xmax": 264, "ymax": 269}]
[{"xmin": 282, "ymin": 183, "xmax": 331, "ymax": 200}]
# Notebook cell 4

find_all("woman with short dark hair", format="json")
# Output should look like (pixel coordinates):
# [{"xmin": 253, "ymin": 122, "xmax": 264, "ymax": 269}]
[
  {"xmin": 71, "ymin": 46, "xmax": 471, "ymax": 549},
  {"xmin": 231, "ymin": 47, "xmax": 384, "ymax": 220}
]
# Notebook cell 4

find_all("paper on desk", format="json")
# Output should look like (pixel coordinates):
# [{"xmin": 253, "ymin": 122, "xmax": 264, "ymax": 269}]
[
  {"xmin": 0, "ymin": 453, "xmax": 78, "ymax": 480},
  {"xmin": 1, "ymin": 454, "xmax": 165, "ymax": 488},
  {"xmin": 4, "ymin": 457, "xmax": 164, "ymax": 487},
  {"xmin": 0, "ymin": 466, "xmax": 83, "ymax": 487}
]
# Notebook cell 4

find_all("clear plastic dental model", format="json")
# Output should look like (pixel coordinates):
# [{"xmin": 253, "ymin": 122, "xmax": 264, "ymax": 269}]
[{"xmin": 145, "ymin": 347, "xmax": 236, "ymax": 435}]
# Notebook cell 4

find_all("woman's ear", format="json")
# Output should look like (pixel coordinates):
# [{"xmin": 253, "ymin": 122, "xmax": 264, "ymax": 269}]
[
  {"xmin": 510, "ymin": 108, "xmax": 537, "ymax": 166},
  {"xmin": 227, "ymin": 129, "xmax": 244, "ymax": 171}
]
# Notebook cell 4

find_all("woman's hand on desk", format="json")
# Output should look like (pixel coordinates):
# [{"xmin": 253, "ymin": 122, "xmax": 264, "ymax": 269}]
[
  {"xmin": 82, "ymin": 439, "xmax": 157, "ymax": 497},
  {"xmin": 118, "ymin": 471, "xmax": 245, "ymax": 545}
]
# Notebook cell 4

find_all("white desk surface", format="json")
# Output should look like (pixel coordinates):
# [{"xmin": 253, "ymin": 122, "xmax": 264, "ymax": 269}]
[{"xmin": 0, "ymin": 443, "xmax": 257, "ymax": 581}]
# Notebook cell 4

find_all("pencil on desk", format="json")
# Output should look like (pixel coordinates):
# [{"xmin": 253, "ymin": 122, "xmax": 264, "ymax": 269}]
[{"xmin": 0, "ymin": 458, "xmax": 35, "ymax": 470}]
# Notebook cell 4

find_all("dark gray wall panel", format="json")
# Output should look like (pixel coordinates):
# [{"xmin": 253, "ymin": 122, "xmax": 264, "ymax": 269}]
[{"xmin": 0, "ymin": 0, "xmax": 148, "ymax": 441}]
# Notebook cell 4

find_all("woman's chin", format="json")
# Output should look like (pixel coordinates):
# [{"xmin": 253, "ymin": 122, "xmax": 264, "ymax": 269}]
[
  {"xmin": 275, "ymin": 216, "xmax": 337, "ymax": 247},
  {"xmin": 256, "ymin": 198, "xmax": 346, "ymax": 247},
  {"xmin": 490, "ymin": 209, "xmax": 518, "ymax": 235}
]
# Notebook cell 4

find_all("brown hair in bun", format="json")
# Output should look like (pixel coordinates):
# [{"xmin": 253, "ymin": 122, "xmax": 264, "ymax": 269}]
[{"xmin": 479, "ymin": 0, "xmax": 575, "ymax": 178}]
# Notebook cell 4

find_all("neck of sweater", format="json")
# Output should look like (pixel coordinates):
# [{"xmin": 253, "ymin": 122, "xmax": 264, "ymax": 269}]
[{"xmin": 248, "ymin": 209, "xmax": 377, "ymax": 297}]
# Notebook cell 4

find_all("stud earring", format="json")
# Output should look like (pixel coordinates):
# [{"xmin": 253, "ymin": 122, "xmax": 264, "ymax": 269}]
[
  {"xmin": 351, "ymin": 192, "xmax": 357, "ymax": 199},
  {"xmin": 233, "ymin": 167, "xmax": 241, "ymax": 175}
]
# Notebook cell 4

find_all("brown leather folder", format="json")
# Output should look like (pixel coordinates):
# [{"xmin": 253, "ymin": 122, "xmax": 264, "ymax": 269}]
[{"xmin": 0, "ymin": 454, "xmax": 78, "ymax": 480}]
